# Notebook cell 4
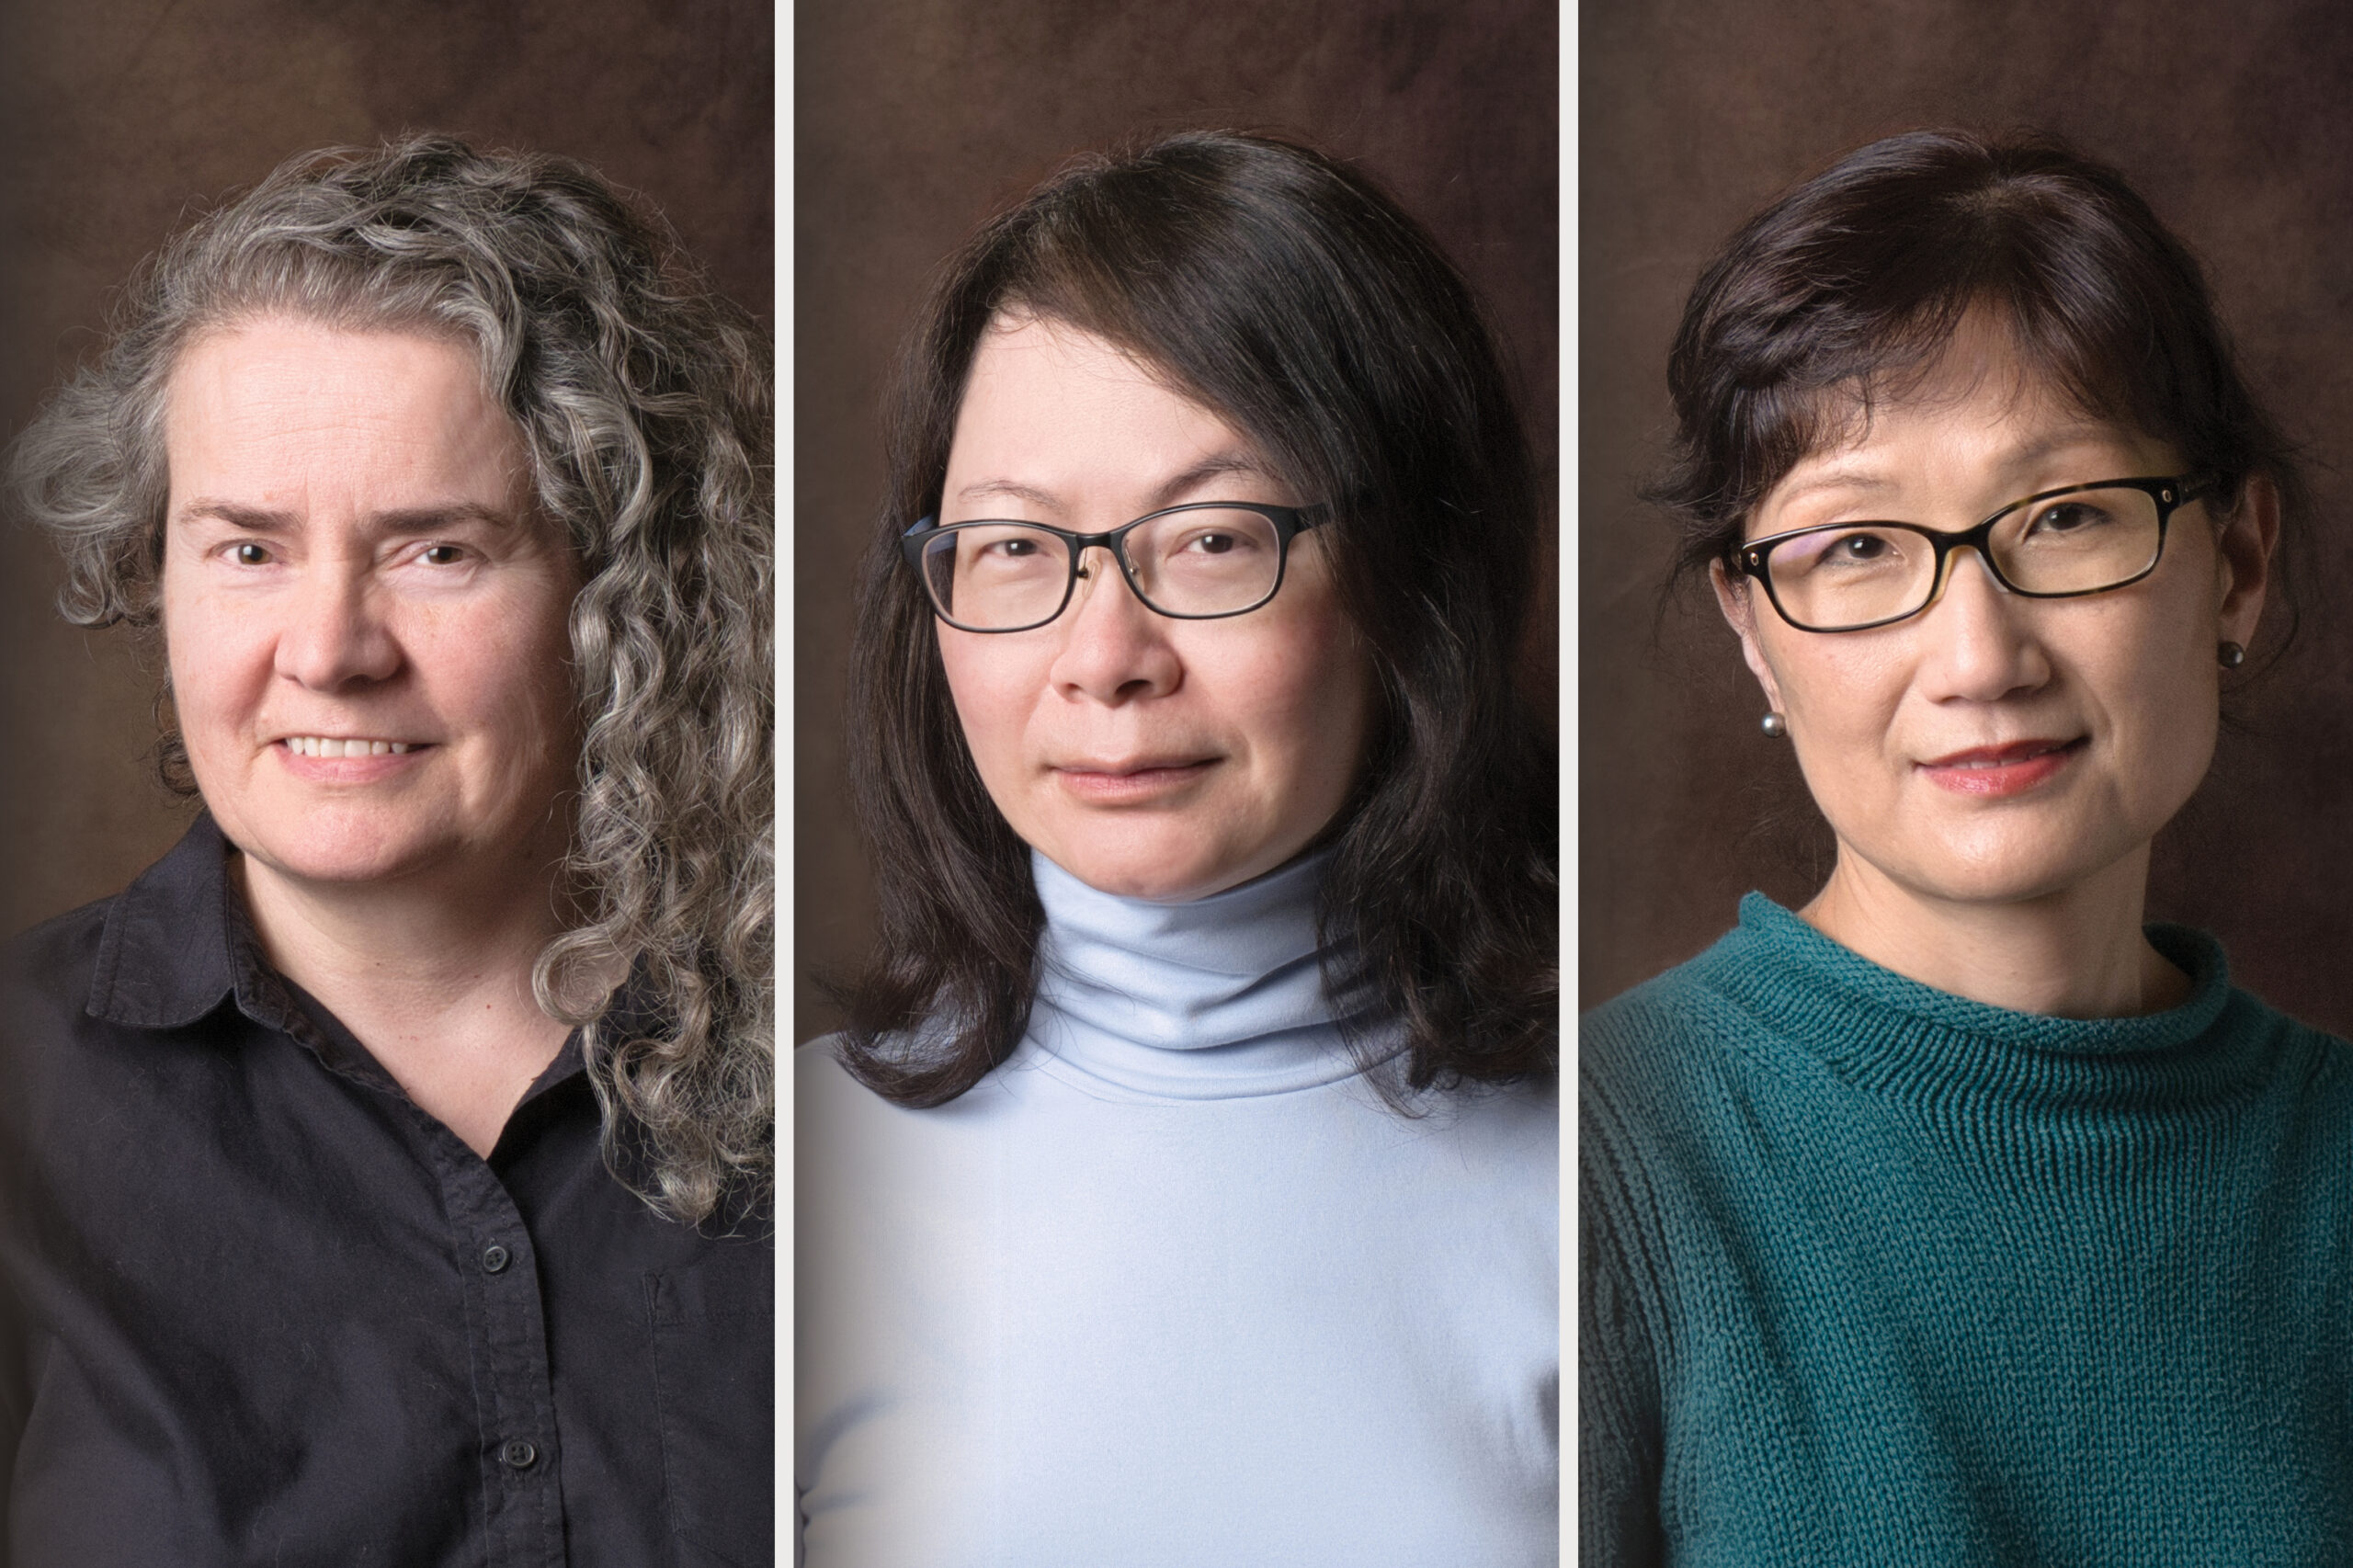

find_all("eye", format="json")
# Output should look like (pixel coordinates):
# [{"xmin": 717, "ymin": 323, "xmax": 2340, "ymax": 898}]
[
  {"xmin": 420, "ymin": 544, "xmax": 467, "ymax": 565},
  {"xmin": 1836, "ymin": 533, "xmax": 1889, "ymax": 560},
  {"xmin": 1188, "ymin": 531, "xmax": 1239, "ymax": 555},
  {"xmin": 987, "ymin": 537, "xmax": 1040, "ymax": 559},
  {"xmin": 2029, "ymin": 501, "xmax": 2109, "ymax": 534},
  {"xmin": 233, "ymin": 541, "xmax": 272, "ymax": 566}
]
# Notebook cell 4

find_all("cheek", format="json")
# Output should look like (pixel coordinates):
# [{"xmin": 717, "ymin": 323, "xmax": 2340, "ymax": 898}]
[
  {"xmin": 1763, "ymin": 640, "xmax": 1907, "ymax": 803},
  {"xmin": 438, "ymin": 592, "xmax": 577, "ymax": 733},
  {"xmin": 938, "ymin": 633, "xmax": 1047, "ymax": 772},
  {"xmin": 160, "ymin": 585, "xmax": 260, "ymax": 739},
  {"xmin": 2092, "ymin": 613, "xmax": 2220, "ymax": 803},
  {"xmin": 1221, "ymin": 613, "xmax": 1373, "ymax": 790}
]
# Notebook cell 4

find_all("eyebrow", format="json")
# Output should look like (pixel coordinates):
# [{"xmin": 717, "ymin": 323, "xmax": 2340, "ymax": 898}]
[
  {"xmin": 172, "ymin": 499, "xmax": 525, "ymax": 532},
  {"xmin": 950, "ymin": 479, "xmax": 1063, "ymax": 513},
  {"xmin": 950, "ymin": 450, "xmax": 1277, "ymax": 517},
  {"xmin": 1771, "ymin": 426, "xmax": 2137, "ymax": 514},
  {"xmin": 1150, "ymin": 451, "xmax": 1274, "ymax": 509}
]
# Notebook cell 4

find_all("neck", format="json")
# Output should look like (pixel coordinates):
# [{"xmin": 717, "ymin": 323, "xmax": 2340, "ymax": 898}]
[
  {"xmin": 1802, "ymin": 842, "xmax": 2190, "ymax": 1019},
  {"xmin": 1026, "ymin": 846, "xmax": 1381, "ymax": 1097},
  {"xmin": 235, "ymin": 847, "xmax": 574, "ymax": 1156}
]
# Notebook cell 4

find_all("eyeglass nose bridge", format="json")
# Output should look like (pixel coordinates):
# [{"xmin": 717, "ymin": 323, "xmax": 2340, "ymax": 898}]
[
  {"xmin": 1067, "ymin": 535, "xmax": 1143, "ymax": 596},
  {"xmin": 1916, "ymin": 525, "xmax": 2023, "ymax": 615}
]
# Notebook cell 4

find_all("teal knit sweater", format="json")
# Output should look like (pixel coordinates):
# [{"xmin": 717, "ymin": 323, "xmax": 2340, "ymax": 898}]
[{"xmin": 1581, "ymin": 893, "xmax": 2353, "ymax": 1565}]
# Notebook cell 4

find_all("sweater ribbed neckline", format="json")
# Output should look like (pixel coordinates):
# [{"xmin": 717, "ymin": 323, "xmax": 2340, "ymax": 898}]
[
  {"xmin": 1696, "ymin": 892, "xmax": 2254, "ymax": 1107},
  {"xmin": 1021, "ymin": 846, "xmax": 1392, "ymax": 1100}
]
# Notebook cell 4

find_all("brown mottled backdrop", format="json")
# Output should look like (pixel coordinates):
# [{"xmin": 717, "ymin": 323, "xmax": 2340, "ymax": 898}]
[
  {"xmin": 795, "ymin": 0, "xmax": 1560, "ymax": 1041},
  {"xmin": 1583, "ymin": 0, "xmax": 2353, "ymax": 1032},
  {"xmin": 0, "ymin": 0, "xmax": 771, "ymax": 935}
]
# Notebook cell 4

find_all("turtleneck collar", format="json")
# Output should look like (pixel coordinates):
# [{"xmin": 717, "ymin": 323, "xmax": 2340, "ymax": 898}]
[
  {"xmin": 1701, "ymin": 892, "xmax": 2261, "ymax": 1108},
  {"xmin": 1021, "ymin": 846, "xmax": 1396, "ymax": 1101}
]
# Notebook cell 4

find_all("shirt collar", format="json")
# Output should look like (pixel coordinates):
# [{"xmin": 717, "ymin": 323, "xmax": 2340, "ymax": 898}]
[
  {"xmin": 86, "ymin": 813, "xmax": 242, "ymax": 1030},
  {"xmin": 84, "ymin": 816, "xmax": 595, "ymax": 1107}
]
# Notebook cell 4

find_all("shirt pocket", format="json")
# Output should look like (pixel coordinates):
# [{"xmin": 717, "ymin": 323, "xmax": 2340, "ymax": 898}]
[{"xmin": 646, "ymin": 1250, "xmax": 776, "ymax": 1566}]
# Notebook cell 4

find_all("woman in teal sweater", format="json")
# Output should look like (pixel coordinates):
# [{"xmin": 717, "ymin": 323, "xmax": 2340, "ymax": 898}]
[{"xmin": 1582, "ymin": 129, "xmax": 2350, "ymax": 1562}]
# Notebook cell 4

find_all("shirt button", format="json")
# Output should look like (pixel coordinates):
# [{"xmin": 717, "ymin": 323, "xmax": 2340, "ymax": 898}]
[
  {"xmin": 481, "ymin": 1244, "xmax": 511, "ymax": 1274},
  {"xmin": 502, "ymin": 1438, "xmax": 538, "ymax": 1470}
]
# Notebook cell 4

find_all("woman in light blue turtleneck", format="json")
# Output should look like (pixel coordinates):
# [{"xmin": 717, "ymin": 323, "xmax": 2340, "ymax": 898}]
[
  {"xmin": 797, "ymin": 133, "xmax": 1558, "ymax": 1564},
  {"xmin": 801, "ymin": 852, "xmax": 1555, "ymax": 1563}
]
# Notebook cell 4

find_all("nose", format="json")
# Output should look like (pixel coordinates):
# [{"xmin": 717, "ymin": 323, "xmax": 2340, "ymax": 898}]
[
  {"xmin": 1045, "ymin": 545, "xmax": 1181, "ymax": 703},
  {"xmin": 274, "ymin": 558, "xmax": 401, "ymax": 691},
  {"xmin": 1913, "ymin": 548, "xmax": 2050, "ymax": 702}
]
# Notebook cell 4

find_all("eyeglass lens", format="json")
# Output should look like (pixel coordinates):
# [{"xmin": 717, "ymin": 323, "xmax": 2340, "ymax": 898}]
[
  {"xmin": 919, "ymin": 508, "xmax": 1286, "ymax": 629},
  {"xmin": 1765, "ymin": 485, "xmax": 2165, "ymax": 631}
]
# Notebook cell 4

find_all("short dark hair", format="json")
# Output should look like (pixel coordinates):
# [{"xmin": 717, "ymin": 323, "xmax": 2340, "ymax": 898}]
[
  {"xmin": 835, "ymin": 130, "xmax": 1556, "ymax": 1108},
  {"xmin": 1654, "ymin": 128, "xmax": 2302, "ymax": 601}
]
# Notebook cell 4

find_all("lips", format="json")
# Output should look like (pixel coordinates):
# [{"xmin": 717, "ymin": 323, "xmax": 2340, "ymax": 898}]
[
  {"xmin": 274, "ymin": 733, "xmax": 433, "ymax": 780},
  {"xmin": 1051, "ymin": 756, "xmax": 1219, "ymax": 804},
  {"xmin": 1917, "ymin": 736, "xmax": 2086, "ymax": 798}
]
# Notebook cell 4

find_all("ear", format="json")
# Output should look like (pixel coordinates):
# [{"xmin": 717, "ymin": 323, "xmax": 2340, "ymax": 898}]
[
  {"xmin": 1711, "ymin": 559, "xmax": 1789, "ymax": 717},
  {"xmin": 2214, "ymin": 472, "xmax": 2280, "ymax": 649}
]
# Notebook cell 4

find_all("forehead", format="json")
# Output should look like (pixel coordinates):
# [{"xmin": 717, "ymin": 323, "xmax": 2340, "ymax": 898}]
[
  {"xmin": 1761, "ymin": 324, "xmax": 2165, "ymax": 517},
  {"xmin": 946, "ymin": 316, "xmax": 1268, "ymax": 494},
  {"xmin": 165, "ymin": 318, "xmax": 523, "ymax": 504}
]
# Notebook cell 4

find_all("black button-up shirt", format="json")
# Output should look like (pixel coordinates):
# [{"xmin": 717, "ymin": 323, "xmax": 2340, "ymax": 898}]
[{"xmin": 0, "ymin": 817, "xmax": 773, "ymax": 1565}]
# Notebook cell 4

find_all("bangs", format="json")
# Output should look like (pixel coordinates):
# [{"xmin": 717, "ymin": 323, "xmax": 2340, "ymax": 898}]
[
  {"xmin": 1658, "ymin": 131, "xmax": 2278, "ymax": 592},
  {"xmin": 1735, "ymin": 290, "xmax": 2172, "ymax": 517}
]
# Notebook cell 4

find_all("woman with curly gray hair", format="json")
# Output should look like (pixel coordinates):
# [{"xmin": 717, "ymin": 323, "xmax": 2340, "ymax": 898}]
[{"xmin": 0, "ymin": 136, "xmax": 771, "ymax": 1563}]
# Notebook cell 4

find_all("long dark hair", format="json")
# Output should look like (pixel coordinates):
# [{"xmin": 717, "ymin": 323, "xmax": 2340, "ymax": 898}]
[
  {"xmin": 1654, "ymin": 128, "xmax": 2302, "ymax": 611},
  {"xmin": 835, "ymin": 130, "xmax": 1556, "ymax": 1108}
]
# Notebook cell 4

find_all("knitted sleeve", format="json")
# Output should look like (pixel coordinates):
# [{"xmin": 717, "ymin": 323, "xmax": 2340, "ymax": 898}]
[{"xmin": 1580, "ymin": 1089, "xmax": 1667, "ymax": 1566}]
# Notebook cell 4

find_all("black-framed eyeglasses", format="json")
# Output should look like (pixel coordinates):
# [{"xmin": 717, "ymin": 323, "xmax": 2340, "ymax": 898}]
[
  {"xmin": 901, "ymin": 501, "xmax": 1329, "ymax": 633},
  {"xmin": 1727, "ymin": 473, "xmax": 2221, "ymax": 633}
]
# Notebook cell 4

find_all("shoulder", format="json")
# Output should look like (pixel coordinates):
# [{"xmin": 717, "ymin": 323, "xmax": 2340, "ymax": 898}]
[
  {"xmin": 2213, "ymin": 981, "xmax": 2353, "ymax": 1095},
  {"xmin": 1579, "ymin": 935, "xmax": 1749, "ymax": 1128},
  {"xmin": 1, "ymin": 894, "xmax": 118, "ymax": 1058},
  {"xmin": 1576, "ymin": 934, "xmax": 1778, "ymax": 1276},
  {"xmin": 794, "ymin": 1031, "xmax": 1028, "ymax": 1168},
  {"xmin": 0, "ymin": 889, "xmax": 165, "ymax": 1176},
  {"xmin": 793, "ymin": 1031, "xmax": 858, "ymax": 1097},
  {"xmin": 6, "ymin": 892, "xmax": 112, "ymax": 988}
]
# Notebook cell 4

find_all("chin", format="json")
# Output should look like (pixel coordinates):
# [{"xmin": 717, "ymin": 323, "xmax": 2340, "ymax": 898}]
[
  {"xmin": 1893, "ymin": 834, "xmax": 2136, "ymax": 907},
  {"xmin": 218, "ymin": 801, "xmax": 456, "ymax": 888},
  {"xmin": 1042, "ymin": 833, "xmax": 1249, "ymax": 903},
  {"xmin": 244, "ymin": 834, "xmax": 441, "ymax": 887}
]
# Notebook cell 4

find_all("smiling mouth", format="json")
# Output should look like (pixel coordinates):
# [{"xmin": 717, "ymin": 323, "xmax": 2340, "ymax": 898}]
[
  {"xmin": 1917, "ymin": 736, "xmax": 2086, "ymax": 797},
  {"xmin": 1922, "ymin": 738, "xmax": 2083, "ymax": 768},
  {"xmin": 281, "ymin": 736, "xmax": 421, "ymax": 757}
]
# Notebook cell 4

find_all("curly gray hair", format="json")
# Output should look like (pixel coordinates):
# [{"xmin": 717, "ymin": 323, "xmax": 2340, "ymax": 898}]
[{"xmin": 8, "ymin": 135, "xmax": 772, "ymax": 1228}]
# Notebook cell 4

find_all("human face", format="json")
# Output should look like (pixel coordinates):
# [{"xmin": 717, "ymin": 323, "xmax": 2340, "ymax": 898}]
[
  {"xmin": 1713, "ymin": 323, "xmax": 2274, "ymax": 910},
  {"xmin": 933, "ymin": 316, "xmax": 1375, "ymax": 903},
  {"xmin": 162, "ymin": 319, "xmax": 582, "ymax": 899}
]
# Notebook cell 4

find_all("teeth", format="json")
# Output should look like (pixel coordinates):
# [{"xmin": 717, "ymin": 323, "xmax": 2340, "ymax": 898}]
[{"xmin": 286, "ymin": 737, "xmax": 413, "ymax": 757}]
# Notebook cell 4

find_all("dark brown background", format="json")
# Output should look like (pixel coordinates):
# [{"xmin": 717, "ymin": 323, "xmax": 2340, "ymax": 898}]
[
  {"xmin": 1582, "ymin": 0, "xmax": 2353, "ymax": 1030},
  {"xmin": 0, "ymin": 0, "xmax": 771, "ymax": 936},
  {"xmin": 795, "ymin": 0, "xmax": 1560, "ymax": 1040}
]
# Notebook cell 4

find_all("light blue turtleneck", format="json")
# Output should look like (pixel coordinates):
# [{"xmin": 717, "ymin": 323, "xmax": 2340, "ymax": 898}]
[{"xmin": 796, "ymin": 849, "xmax": 1558, "ymax": 1566}]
